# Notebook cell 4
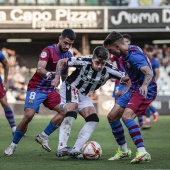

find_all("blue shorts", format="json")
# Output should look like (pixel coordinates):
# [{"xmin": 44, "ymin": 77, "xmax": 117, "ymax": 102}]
[
  {"xmin": 117, "ymin": 91, "xmax": 130, "ymax": 108},
  {"xmin": 112, "ymin": 83, "xmax": 127, "ymax": 99},
  {"xmin": 24, "ymin": 90, "xmax": 61, "ymax": 113}
]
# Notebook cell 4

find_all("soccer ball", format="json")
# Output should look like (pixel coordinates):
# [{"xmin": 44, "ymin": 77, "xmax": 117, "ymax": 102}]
[{"xmin": 82, "ymin": 141, "xmax": 102, "ymax": 160}]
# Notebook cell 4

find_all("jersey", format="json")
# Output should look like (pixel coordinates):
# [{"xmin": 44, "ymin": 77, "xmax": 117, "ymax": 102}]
[
  {"xmin": 65, "ymin": 56, "xmax": 125, "ymax": 95},
  {"xmin": 150, "ymin": 57, "xmax": 160, "ymax": 78},
  {"xmin": 0, "ymin": 51, "xmax": 5, "ymax": 83},
  {"xmin": 122, "ymin": 45, "xmax": 157, "ymax": 100},
  {"xmin": 27, "ymin": 44, "xmax": 72, "ymax": 92}
]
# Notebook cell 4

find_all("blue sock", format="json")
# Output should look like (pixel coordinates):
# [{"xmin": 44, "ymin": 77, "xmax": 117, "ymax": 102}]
[
  {"xmin": 137, "ymin": 116, "xmax": 143, "ymax": 127},
  {"xmin": 109, "ymin": 120, "xmax": 126, "ymax": 145},
  {"xmin": 13, "ymin": 129, "xmax": 25, "ymax": 144},
  {"xmin": 146, "ymin": 108, "xmax": 150, "ymax": 118},
  {"xmin": 44, "ymin": 121, "xmax": 58, "ymax": 136},
  {"xmin": 124, "ymin": 119, "xmax": 144, "ymax": 148},
  {"xmin": 149, "ymin": 105, "xmax": 156, "ymax": 114},
  {"xmin": 4, "ymin": 107, "xmax": 16, "ymax": 128}
]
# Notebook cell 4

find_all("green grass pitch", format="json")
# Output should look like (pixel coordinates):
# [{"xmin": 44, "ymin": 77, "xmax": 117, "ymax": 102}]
[{"xmin": 0, "ymin": 115, "xmax": 170, "ymax": 170}]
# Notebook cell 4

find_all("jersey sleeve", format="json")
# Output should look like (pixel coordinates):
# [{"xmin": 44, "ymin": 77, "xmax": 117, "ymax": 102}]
[
  {"xmin": 39, "ymin": 47, "xmax": 51, "ymax": 62},
  {"xmin": 130, "ymin": 53, "xmax": 149, "ymax": 70},
  {"xmin": 0, "ymin": 51, "xmax": 5, "ymax": 61},
  {"xmin": 154, "ymin": 59, "xmax": 160, "ymax": 69},
  {"xmin": 67, "ymin": 56, "xmax": 90, "ymax": 67},
  {"xmin": 106, "ymin": 63, "xmax": 125, "ymax": 80}
]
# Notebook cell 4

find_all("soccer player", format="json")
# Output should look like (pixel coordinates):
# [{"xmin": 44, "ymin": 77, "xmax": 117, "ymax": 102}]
[
  {"xmin": 4, "ymin": 29, "xmax": 76, "ymax": 156},
  {"xmin": 110, "ymin": 34, "xmax": 131, "ymax": 102},
  {"xmin": 104, "ymin": 31, "xmax": 157, "ymax": 163},
  {"xmin": 0, "ymin": 50, "xmax": 16, "ymax": 134},
  {"xmin": 142, "ymin": 45, "xmax": 160, "ymax": 129},
  {"xmin": 52, "ymin": 46, "xmax": 129, "ymax": 158}
]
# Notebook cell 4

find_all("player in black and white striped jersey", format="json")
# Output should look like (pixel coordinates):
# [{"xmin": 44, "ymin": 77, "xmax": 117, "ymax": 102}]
[{"xmin": 53, "ymin": 46, "xmax": 129, "ymax": 158}]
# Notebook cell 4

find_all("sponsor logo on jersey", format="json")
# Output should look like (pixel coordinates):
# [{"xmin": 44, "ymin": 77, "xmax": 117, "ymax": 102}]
[{"xmin": 40, "ymin": 52, "xmax": 47, "ymax": 58}]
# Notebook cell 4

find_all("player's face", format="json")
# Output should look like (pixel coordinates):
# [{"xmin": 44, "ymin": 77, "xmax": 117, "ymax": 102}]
[
  {"xmin": 124, "ymin": 38, "xmax": 131, "ymax": 45},
  {"xmin": 92, "ymin": 58, "xmax": 107, "ymax": 71},
  {"xmin": 58, "ymin": 36, "xmax": 74, "ymax": 53},
  {"xmin": 105, "ymin": 45, "xmax": 121, "ymax": 58}
]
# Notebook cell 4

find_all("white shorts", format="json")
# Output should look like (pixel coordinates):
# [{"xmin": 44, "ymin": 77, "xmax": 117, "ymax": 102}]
[{"xmin": 59, "ymin": 82, "xmax": 94, "ymax": 111}]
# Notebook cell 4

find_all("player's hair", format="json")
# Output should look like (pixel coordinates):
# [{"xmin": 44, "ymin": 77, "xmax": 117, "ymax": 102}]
[
  {"xmin": 61, "ymin": 29, "xmax": 76, "ymax": 40},
  {"xmin": 103, "ymin": 31, "xmax": 124, "ymax": 46},
  {"xmin": 93, "ymin": 46, "xmax": 109, "ymax": 60},
  {"xmin": 145, "ymin": 45, "xmax": 154, "ymax": 52},
  {"xmin": 123, "ymin": 34, "xmax": 131, "ymax": 40}
]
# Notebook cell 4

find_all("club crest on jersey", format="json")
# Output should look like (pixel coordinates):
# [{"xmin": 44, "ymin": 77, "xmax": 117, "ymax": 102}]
[
  {"xmin": 40, "ymin": 52, "xmax": 47, "ymax": 58},
  {"xmin": 74, "ymin": 95, "xmax": 77, "ymax": 99},
  {"xmin": 126, "ymin": 62, "xmax": 131, "ymax": 68},
  {"xmin": 29, "ymin": 100, "xmax": 33, "ymax": 104},
  {"xmin": 101, "ymin": 75, "xmax": 105, "ymax": 80}
]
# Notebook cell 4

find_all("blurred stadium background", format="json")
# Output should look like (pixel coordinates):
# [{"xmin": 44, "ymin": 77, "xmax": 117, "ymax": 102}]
[{"xmin": 0, "ymin": 0, "xmax": 170, "ymax": 116}]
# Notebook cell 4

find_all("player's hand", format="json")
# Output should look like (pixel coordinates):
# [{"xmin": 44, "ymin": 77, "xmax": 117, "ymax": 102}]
[
  {"xmin": 116, "ymin": 91, "xmax": 125, "ymax": 97},
  {"xmin": 51, "ymin": 75, "xmax": 60, "ymax": 89},
  {"xmin": 46, "ymin": 71, "xmax": 56, "ymax": 79},
  {"xmin": 139, "ymin": 85, "xmax": 148, "ymax": 98},
  {"xmin": 3, "ymin": 83, "xmax": 8, "ymax": 92},
  {"xmin": 120, "ymin": 75, "xmax": 129, "ymax": 85}
]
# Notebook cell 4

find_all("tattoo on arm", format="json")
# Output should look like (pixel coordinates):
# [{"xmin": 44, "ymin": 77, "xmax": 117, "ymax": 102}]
[
  {"xmin": 143, "ymin": 73, "xmax": 153, "ymax": 86},
  {"xmin": 56, "ymin": 59, "xmax": 66, "ymax": 75}
]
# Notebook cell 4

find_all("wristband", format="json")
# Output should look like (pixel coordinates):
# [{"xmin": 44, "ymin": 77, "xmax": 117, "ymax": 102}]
[{"xmin": 46, "ymin": 71, "xmax": 51, "ymax": 77}]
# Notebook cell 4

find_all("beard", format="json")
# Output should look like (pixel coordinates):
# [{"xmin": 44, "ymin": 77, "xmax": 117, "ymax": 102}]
[{"xmin": 58, "ymin": 44, "xmax": 68, "ymax": 53}]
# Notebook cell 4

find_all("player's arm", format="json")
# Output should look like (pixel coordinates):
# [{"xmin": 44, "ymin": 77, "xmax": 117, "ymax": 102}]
[
  {"xmin": 1, "ymin": 58, "xmax": 9, "ymax": 90},
  {"xmin": 154, "ymin": 68, "xmax": 159, "ymax": 81},
  {"xmin": 51, "ymin": 58, "xmax": 69, "ymax": 88},
  {"xmin": 139, "ymin": 66, "xmax": 153, "ymax": 98},
  {"xmin": 37, "ymin": 60, "xmax": 55, "ymax": 78}
]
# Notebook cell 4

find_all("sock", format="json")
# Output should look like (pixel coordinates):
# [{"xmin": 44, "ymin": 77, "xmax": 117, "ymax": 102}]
[
  {"xmin": 44, "ymin": 121, "xmax": 58, "ymax": 136},
  {"xmin": 4, "ymin": 107, "xmax": 16, "ymax": 129},
  {"xmin": 58, "ymin": 111, "xmax": 77, "ymax": 150},
  {"xmin": 149, "ymin": 105, "xmax": 156, "ymax": 114},
  {"xmin": 13, "ymin": 129, "xmax": 25, "ymax": 144},
  {"xmin": 124, "ymin": 119, "xmax": 145, "ymax": 149},
  {"xmin": 146, "ymin": 108, "xmax": 151, "ymax": 118},
  {"xmin": 109, "ymin": 120, "xmax": 126, "ymax": 148},
  {"xmin": 73, "ymin": 121, "xmax": 98, "ymax": 151},
  {"xmin": 12, "ymin": 126, "xmax": 16, "ymax": 133},
  {"xmin": 153, "ymin": 111, "xmax": 159, "ymax": 116},
  {"xmin": 137, "ymin": 116, "xmax": 143, "ymax": 127}
]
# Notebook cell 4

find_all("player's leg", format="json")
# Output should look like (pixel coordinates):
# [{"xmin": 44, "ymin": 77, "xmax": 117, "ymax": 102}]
[
  {"xmin": 36, "ymin": 91, "xmax": 65, "ymax": 152},
  {"xmin": 123, "ymin": 92, "xmax": 153, "ymax": 163},
  {"xmin": 56, "ymin": 83, "xmax": 78, "ymax": 156},
  {"xmin": 4, "ymin": 91, "xmax": 44, "ymax": 156},
  {"xmin": 0, "ymin": 84, "xmax": 16, "ymax": 134},
  {"xmin": 69, "ymin": 104, "xmax": 99, "ymax": 157},
  {"xmin": 108, "ymin": 92, "xmax": 131, "ymax": 161},
  {"xmin": 149, "ymin": 105, "xmax": 159, "ymax": 122},
  {"xmin": 4, "ymin": 107, "xmax": 36, "ymax": 156}
]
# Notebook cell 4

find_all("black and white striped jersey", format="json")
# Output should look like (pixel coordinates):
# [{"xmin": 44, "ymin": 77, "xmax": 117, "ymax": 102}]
[{"xmin": 65, "ymin": 56, "xmax": 125, "ymax": 95}]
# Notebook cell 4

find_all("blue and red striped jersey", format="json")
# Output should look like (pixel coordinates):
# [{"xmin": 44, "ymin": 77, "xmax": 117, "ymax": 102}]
[
  {"xmin": 122, "ymin": 45, "xmax": 157, "ymax": 100},
  {"xmin": 27, "ymin": 44, "xmax": 72, "ymax": 92},
  {"xmin": 0, "ymin": 51, "xmax": 5, "ymax": 83}
]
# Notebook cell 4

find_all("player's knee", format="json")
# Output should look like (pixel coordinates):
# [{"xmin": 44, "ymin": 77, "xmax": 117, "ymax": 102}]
[
  {"xmin": 107, "ymin": 113, "xmax": 119, "ymax": 122},
  {"xmin": 24, "ymin": 110, "xmax": 35, "ymax": 122},
  {"xmin": 65, "ymin": 111, "xmax": 77, "ymax": 119},
  {"xmin": 85, "ymin": 113, "xmax": 99, "ymax": 122}
]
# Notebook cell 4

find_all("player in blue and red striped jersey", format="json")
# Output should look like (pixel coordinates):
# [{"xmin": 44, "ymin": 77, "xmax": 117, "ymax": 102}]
[
  {"xmin": 110, "ymin": 34, "xmax": 131, "ymax": 101},
  {"xmin": 141, "ymin": 45, "xmax": 160, "ymax": 129},
  {"xmin": 0, "ymin": 51, "xmax": 16, "ymax": 134},
  {"xmin": 104, "ymin": 31, "xmax": 157, "ymax": 164},
  {"xmin": 4, "ymin": 29, "xmax": 76, "ymax": 156}
]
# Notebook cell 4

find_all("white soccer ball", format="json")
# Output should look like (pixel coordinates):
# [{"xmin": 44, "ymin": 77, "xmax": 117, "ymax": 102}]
[{"xmin": 82, "ymin": 141, "xmax": 102, "ymax": 160}]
